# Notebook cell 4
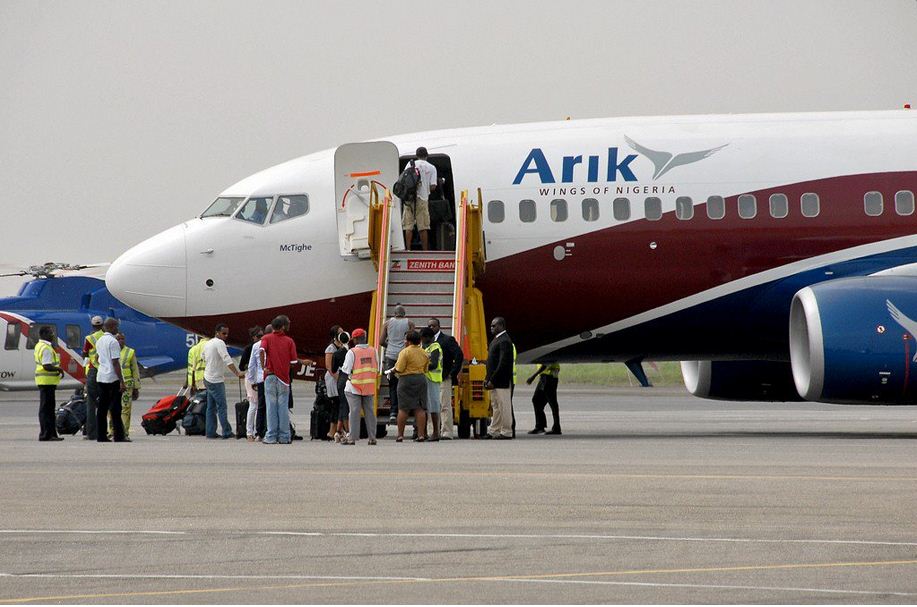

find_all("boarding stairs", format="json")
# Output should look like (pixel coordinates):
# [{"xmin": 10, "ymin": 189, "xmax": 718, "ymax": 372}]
[
  {"xmin": 333, "ymin": 142, "xmax": 490, "ymax": 438},
  {"xmin": 367, "ymin": 188, "xmax": 491, "ymax": 438}
]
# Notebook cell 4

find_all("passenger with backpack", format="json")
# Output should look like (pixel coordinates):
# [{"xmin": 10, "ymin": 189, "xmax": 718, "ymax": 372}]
[
  {"xmin": 323, "ymin": 325, "xmax": 344, "ymax": 440},
  {"xmin": 330, "ymin": 331, "xmax": 351, "ymax": 442},
  {"xmin": 394, "ymin": 146, "xmax": 437, "ymax": 251}
]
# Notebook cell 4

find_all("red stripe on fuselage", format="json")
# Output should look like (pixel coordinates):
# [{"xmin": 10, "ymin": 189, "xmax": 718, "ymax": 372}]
[{"xmin": 167, "ymin": 172, "xmax": 917, "ymax": 357}]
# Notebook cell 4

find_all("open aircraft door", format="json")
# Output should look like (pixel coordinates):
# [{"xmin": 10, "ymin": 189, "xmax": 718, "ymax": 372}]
[{"xmin": 334, "ymin": 142, "xmax": 404, "ymax": 259}]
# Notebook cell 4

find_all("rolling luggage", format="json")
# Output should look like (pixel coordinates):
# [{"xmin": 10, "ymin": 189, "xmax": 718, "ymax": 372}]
[
  {"xmin": 436, "ymin": 222, "xmax": 456, "ymax": 251},
  {"xmin": 310, "ymin": 381, "xmax": 333, "ymax": 440},
  {"xmin": 141, "ymin": 389, "xmax": 190, "ymax": 435},
  {"xmin": 55, "ymin": 392, "xmax": 86, "ymax": 435},
  {"xmin": 234, "ymin": 380, "xmax": 248, "ymax": 439},
  {"xmin": 181, "ymin": 392, "xmax": 207, "ymax": 435},
  {"xmin": 235, "ymin": 400, "xmax": 249, "ymax": 439}
]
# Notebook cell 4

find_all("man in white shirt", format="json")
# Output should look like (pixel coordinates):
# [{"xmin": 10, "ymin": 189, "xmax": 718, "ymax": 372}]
[
  {"xmin": 202, "ymin": 323, "xmax": 244, "ymax": 439},
  {"xmin": 95, "ymin": 318, "xmax": 127, "ymax": 442},
  {"xmin": 402, "ymin": 146, "xmax": 437, "ymax": 251}
]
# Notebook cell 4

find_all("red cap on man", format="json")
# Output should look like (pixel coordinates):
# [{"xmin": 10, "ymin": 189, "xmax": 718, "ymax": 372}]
[{"xmin": 351, "ymin": 328, "xmax": 366, "ymax": 339}]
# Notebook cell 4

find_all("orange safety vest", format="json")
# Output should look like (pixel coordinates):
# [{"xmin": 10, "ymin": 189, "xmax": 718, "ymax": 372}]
[{"xmin": 349, "ymin": 346, "xmax": 379, "ymax": 396}]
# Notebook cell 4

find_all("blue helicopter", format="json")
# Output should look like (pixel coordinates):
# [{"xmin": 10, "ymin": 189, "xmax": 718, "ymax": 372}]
[{"xmin": 0, "ymin": 263, "xmax": 200, "ymax": 391}]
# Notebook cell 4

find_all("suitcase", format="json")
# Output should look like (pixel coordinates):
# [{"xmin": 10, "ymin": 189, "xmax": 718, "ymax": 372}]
[
  {"xmin": 235, "ymin": 400, "xmax": 249, "ymax": 439},
  {"xmin": 310, "ymin": 394, "xmax": 333, "ymax": 441},
  {"xmin": 436, "ymin": 222, "xmax": 456, "ymax": 251},
  {"xmin": 55, "ymin": 392, "xmax": 86, "ymax": 435},
  {"xmin": 141, "ymin": 389, "xmax": 190, "ymax": 435},
  {"xmin": 181, "ymin": 393, "xmax": 207, "ymax": 435}
]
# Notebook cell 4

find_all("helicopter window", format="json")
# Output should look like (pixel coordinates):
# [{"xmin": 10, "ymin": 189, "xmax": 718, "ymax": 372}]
[
  {"xmin": 270, "ymin": 195, "xmax": 309, "ymax": 224},
  {"xmin": 26, "ymin": 324, "xmax": 54, "ymax": 350},
  {"xmin": 65, "ymin": 325, "xmax": 82, "ymax": 350},
  {"xmin": 4, "ymin": 324, "xmax": 20, "ymax": 350},
  {"xmin": 201, "ymin": 197, "xmax": 244, "ymax": 218},
  {"xmin": 235, "ymin": 197, "xmax": 273, "ymax": 225}
]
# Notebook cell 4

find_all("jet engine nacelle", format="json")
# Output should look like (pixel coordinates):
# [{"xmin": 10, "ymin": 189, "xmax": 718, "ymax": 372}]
[
  {"xmin": 790, "ymin": 276, "xmax": 917, "ymax": 405},
  {"xmin": 680, "ymin": 360, "xmax": 803, "ymax": 401}
]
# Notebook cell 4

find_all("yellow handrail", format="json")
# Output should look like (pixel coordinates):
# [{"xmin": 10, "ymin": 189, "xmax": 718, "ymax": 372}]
[
  {"xmin": 453, "ymin": 190, "xmax": 469, "ymax": 356},
  {"xmin": 369, "ymin": 189, "xmax": 392, "ymax": 353}
]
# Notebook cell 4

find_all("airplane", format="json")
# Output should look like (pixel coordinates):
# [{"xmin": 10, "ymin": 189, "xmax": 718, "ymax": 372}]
[
  {"xmin": 0, "ymin": 263, "xmax": 200, "ymax": 391},
  {"xmin": 107, "ymin": 108, "xmax": 917, "ymax": 406}
]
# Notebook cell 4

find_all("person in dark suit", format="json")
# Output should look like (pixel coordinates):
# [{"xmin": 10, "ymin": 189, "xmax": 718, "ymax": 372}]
[
  {"xmin": 484, "ymin": 317, "xmax": 514, "ymax": 439},
  {"xmin": 428, "ymin": 318, "xmax": 464, "ymax": 439}
]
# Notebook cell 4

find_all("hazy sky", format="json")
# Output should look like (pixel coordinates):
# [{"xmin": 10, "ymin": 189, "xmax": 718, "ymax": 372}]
[{"xmin": 2, "ymin": 0, "xmax": 917, "ymax": 295}]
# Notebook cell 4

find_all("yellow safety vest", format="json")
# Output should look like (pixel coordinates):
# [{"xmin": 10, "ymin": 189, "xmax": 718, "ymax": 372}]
[
  {"xmin": 187, "ymin": 338, "xmax": 208, "ymax": 385},
  {"xmin": 34, "ymin": 341, "xmax": 61, "ymax": 386},
  {"xmin": 424, "ymin": 342, "xmax": 443, "ymax": 383},
  {"xmin": 84, "ymin": 329, "xmax": 103, "ymax": 372},
  {"xmin": 543, "ymin": 363, "xmax": 560, "ymax": 378},
  {"xmin": 121, "ymin": 346, "xmax": 136, "ymax": 383},
  {"xmin": 349, "ymin": 346, "xmax": 379, "ymax": 396},
  {"xmin": 512, "ymin": 343, "xmax": 517, "ymax": 384}
]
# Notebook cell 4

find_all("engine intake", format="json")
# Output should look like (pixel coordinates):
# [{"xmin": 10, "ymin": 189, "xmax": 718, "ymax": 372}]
[
  {"xmin": 790, "ymin": 276, "xmax": 917, "ymax": 404},
  {"xmin": 681, "ymin": 360, "xmax": 802, "ymax": 401}
]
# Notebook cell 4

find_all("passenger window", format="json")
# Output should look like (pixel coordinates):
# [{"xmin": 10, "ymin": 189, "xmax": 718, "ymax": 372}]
[
  {"xmin": 801, "ymin": 193, "xmax": 820, "ymax": 218},
  {"xmin": 488, "ymin": 200, "xmax": 505, "ymax": 223},
  {"xmin": 201, "ymin": 197, "xmax": 244, "ymax": 218},
  {"xmin": 236, "ymin": 197, "xmax": 272, "ymax": 225},
  {"xmin": 270, "ymin": 195, "xmax": 309, "ymax": 224},
  {"xmin": 26, "ymin": 324, "xmax": 54, "ymax": 350},
  {"xmin": 675, "ymin": 196, "xmax": 694, "ymax": 220},
  {"xmin": 895, "ymin": 191, "xmax": 915, "ymax": 216},
  {"xmin": 4, "ymin": 324, "xmax": 20, "ymax": 350},
  {"xmin": 65, "ymin": 325, "xmax": 81, "ymax": 350},
  {"xmin": 706, "ymin": 196, "xmax": 725, "ymax": 220},
  {"xmin": 612, "ymin": 197, "xmax": 630, "ymax": 221},
  {"xmin": 519, "ymin": 199, "xmax": 536, "ymax": 223},
  {"xmin": 550, "ymin": 199, "xmax": 568, "ymax": 222},
  {"xmin": 769, "ymin": 193, "xmax": 788, "ymax": 218},
  {"xmin": 581, "ymin": 198, "xmax": 599, "ymax": 221},
  {"xmin": 864, "ymin": 191, "xmax": 883, "ymax": 217},
  {"xmin": 738, "ymin": 194, "xmax": 757, "ymax": 219},
  {"xmin": 645, "ymin": 197, "xmax": 662, "ymax": 221}
]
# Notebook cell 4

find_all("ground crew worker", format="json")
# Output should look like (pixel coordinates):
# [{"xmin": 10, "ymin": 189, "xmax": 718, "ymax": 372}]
[
  {"xmin": 427, "ymin": 318, "xmax": 463, "ymax": 440},
  {"xmin": 340, "ymin": 328, "xmax": 379, "ymax": 446},
  {"xmin": 527, "ymin": 363, "xmax": 561, "ymax": 435},
  {"xmin": 183, "ymin": 335, "xmax": 208, "ymax": 394},
  {"xmin": 421, "ymin": 327, "xmax": 443, "ymax": 441},
  {"xmin": 35, "ymin": 325, "xmax": 64, "ymax": 441},
  {"xmin": 115, "ymin": 332, "xmax": 140, "ymax": 439},
  {"xmin": 81, "ymin": 315, "xmax": 104, "ymax": 440}
]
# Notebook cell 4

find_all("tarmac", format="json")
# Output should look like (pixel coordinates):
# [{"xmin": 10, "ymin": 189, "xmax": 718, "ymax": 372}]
[{"xmin": 2, "ymin": 376, "xmax": 917, "ymax": 604}]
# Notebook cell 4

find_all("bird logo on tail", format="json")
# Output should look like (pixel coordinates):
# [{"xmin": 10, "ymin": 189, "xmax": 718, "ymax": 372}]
[{"xmin": 624, "ymin": 136, "xmax": 728, "ymax": 180}]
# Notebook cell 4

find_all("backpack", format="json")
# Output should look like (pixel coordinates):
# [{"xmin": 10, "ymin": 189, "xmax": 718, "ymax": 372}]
[{"xmin": 392, "ymin": 160, "xmax": 421, "ymax": 203}]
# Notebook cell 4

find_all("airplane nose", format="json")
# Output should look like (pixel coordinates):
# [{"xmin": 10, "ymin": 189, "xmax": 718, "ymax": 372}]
[{"xmin": 106, "ymin": 224, "xmax": 187, "ymax": 318}]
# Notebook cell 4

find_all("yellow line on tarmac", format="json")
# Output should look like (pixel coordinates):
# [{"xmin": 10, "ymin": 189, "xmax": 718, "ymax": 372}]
[
  {"xmin": 454, "ymin": 558, "xmax": 917, "ymax": 582},
  {"xmin": 4, "ymin": 558, "xmax": 917, "ymax": 604},
  {"xmin": 0, "ymin": 578, "xmax": 406, "ymax": 604}
]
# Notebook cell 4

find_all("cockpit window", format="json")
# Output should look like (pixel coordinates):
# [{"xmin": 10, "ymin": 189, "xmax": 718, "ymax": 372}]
[
  {"xmin": 235, "ymin": 197, "xmax": 273, "ymax": 225},
  {"xmin": 270, "ymin": 195, "xmax": 309, "ymax": 224},
  {"xmin": 201, "ymin": 197, "xmax": 244, "ymax": 218}
]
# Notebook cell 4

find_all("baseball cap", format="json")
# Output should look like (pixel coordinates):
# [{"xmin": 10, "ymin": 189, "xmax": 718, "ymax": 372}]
[
  {"xmin": 351, "ymin": 328, "xmax": 366, "ymax": 339},
  {"xmin": 91, "ymin": 316, "xmax": 103, "ymax": 326}
]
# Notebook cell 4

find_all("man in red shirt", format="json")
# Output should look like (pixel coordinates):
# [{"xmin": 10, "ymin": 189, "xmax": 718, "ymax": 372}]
[{"xmin": 259, "ymin": 315, "xmax": 301, "ymax": 444}]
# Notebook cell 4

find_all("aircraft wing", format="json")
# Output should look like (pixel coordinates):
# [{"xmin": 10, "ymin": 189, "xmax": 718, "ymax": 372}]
[{"xmin": 137, "ymin": 355, "xmax": 177, "ymax": 378}]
